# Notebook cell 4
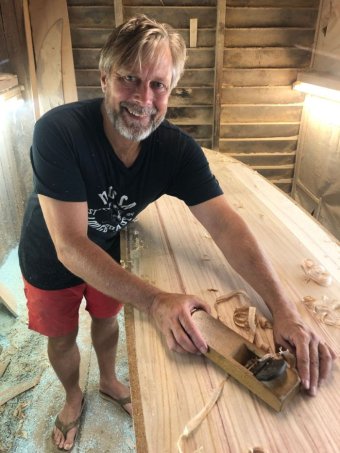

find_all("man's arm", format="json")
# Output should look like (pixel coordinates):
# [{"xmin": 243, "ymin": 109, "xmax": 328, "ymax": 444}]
[
  {"xmin": 189, "ymin": 195, "xmax": 336, "ymax": 396},
  {"xmin": 38, "ymin": 195, "xmax": 210, "ymax": 354}
]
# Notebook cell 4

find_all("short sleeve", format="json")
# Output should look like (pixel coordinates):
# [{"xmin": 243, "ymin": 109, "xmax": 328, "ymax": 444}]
[
  {"xmin": 31, "ymin": 115, "xmax": 87, "ymax": 202},
  {"xmin": 166, "ymin": 135, "xmax": 223, "ymax": 206}
]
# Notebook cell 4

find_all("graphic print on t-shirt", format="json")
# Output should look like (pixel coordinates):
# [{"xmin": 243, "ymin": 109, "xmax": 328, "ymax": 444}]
[{"xmin": 88, "ymin": 186, "xmax": 136, "ymax": 233}]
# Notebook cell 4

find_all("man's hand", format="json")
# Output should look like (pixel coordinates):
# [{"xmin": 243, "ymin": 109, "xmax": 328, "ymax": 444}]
[
  {"xmin": 272, "ymin": 311, "xmax": 337, "ymax": 396},
  {"xmin": 150, "ymin": 293, "xmax": 211, "ymax": 354}
]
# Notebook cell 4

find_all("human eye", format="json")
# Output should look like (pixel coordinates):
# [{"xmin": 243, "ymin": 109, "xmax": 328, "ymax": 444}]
[
  {"xmin": 123, "ymin": 75, "xmax": 137, "ymax": 83},
  {"xmin": 151, "ymin": 81, "xmax": 168, "ymax": 92}
]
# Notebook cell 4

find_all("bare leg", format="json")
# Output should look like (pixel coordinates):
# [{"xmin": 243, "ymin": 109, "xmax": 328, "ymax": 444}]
[
  {"xmin": 91, "ymin": 316, "xmax": 132, "ymax": 415},
  {"xmin": 48, "ymin": 330, "xmax": 84, "ymax": 450}
]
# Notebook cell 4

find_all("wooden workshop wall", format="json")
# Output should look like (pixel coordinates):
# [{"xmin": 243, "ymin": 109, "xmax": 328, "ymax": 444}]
[
  {"xmin": 0, "ymin": 0, "xmax": 35, "ymax": 266},
  {"xmin": 68, "ymin": 0, "xmax": 217, "ymax": 149},
  {"xmin": 292, "ymin": 0, "xmax": 340, "ymax": 240},
  {"xmin": 218, "ymin": 0, "xmax": 320, "ymax": 193}
]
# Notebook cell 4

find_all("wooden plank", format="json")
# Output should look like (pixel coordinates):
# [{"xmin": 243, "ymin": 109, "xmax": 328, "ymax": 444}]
[
  {"xmin": 256, "ymin": 165, "xmax": 295, "ymax": 180},
  {"xmin": 220, "ymin": 123, "xmax": 300, "ymax": 138},
  {"xmin": 68, "ymin": 6, "xmax": 115, "ymax": 27},
  {"xmin": 180, "ymin": 69, "xmax": 215, "ymax": 87},
  {"xmin": 227, "ymin": 0, "xmax": 319, "ymax": 5},
  {"xmin": 222, "ymin": 86, "xmax": 304, "ymax": 104},
  {"xmin": 0, "ymin": 374, "xmax": 41, "ymax": 406},
  {"xmin": 225, "ymin": 28, "xmax": 315, "ymax": 48},
  {"xmin": 123, "ymin": 150, "xmax": 340, "ymax": 452},
  {"xmin": 223, "ymin": 47, "xmax": 312, "ymax": 69},
  {"xmin": 77, "ymin": 87, "xmax": 215, "ymax": 105},
  {"xmin": 75, "ymin": 68, "xmax": 215, "ymax": 87},
  {"xmin": 170, "ymin": 87, "xmax": 214, "ymax": 106},
  {"xmin": 70, "ymin": 27, "xmax": 216, "ymax": 49},
  {"xmin": 23, "ymin": 0, "xmax": 40, "ymax": 120},
  {"xmin": 228, "ymin": 152, "xmax": 296, "ymax": 166},
  {"xmin": 29, "ymin": 0, "xmax": 78, "ymax": 113},
  {"xmin": 189, "ymin": 18, "xmax": 198, "ymax": 48},
  {"xmin": 114, "ymin": 0, "xmax": 123, "ymax": 27},
  {"xmin": 219, "ymin": 137, "xmax": 297, "ymax": 153},
  {"xmin": 225, "ymin": 7, "xmax": 318, "ymax": 28},
  {"xmin": 220, "ymin": 105, "xmax": 303, "ymax": 123},
  {"xmin": 178, "ymin": 125, "xmax": 212, "ymax": 139},
  {"xmin": 124, "ymin": 6, "xmax": 217, "ymax": 29},
  {"xmin": 213, "ymin": 0, "xmax": 226, "ymax": 149},
  {"xmin": 68, "ymin": 0, "xmax": 217, "ymax": 4},
  {"xmin": 77, "ymin": 86, "xmax": 102, "ymax": 100},
  {"xmin": 166, "ymin": 106, "xmax": 213, "ymax": 125},
  {"xmin": 223, "ymin": 68, "xmax": 299, "ymax": 87},
  {"xmin": 70, "ymin": 28, "xmax": 112, "ymax": 48},
  {"xmin": 73, "ymin": 47, "xmax": 215, "ymax": 69}
]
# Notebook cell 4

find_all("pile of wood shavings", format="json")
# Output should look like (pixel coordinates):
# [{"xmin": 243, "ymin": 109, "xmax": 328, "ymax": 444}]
[
  {"xmin": 303, "ymin": 296, "xmax": 340, "ymax": 327},
  {"xmin": 301, "ymin": 259, "xmax": 332, "ymax": 287}
]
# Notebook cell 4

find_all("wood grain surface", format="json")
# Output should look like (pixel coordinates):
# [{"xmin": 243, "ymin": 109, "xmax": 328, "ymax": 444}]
[{"xmin": 122, "ymin": 150, "xmax": 340, "ymax": 453}]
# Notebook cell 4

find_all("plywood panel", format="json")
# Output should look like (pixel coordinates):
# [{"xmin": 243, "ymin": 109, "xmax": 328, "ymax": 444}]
[
  {"xmin": 224, "ymin": 47, "xmax": 311, "ymax": 68},
  {"xmin": 225, "ymin": 28, "xmax": 315, "ymax": 47},
  {"xmin": 226, "ymin": 7, "xmax": 318, "ymax": 28},
  {"xmin": 170, "ymin": 87, "xmax": 214, "ymax": 106},
  {"xmin": 123, "ymin": 150, "xmax": 340, "ymax": 453}
]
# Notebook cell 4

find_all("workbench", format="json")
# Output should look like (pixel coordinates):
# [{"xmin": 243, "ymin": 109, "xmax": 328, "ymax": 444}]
[{"xmin": 122, "ymin": 150, "xmax": 340, "ymax": 453}]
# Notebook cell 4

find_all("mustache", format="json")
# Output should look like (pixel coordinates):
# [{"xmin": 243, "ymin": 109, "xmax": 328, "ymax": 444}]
[{"xmin": 120, "ymin": 101, "xmax": 157, "ymax": 116}]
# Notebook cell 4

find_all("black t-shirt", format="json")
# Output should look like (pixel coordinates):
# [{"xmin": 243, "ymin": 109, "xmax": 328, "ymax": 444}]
[{"xmin": 19, "ymin": 98, "xmax": 223, "ymax": 290}]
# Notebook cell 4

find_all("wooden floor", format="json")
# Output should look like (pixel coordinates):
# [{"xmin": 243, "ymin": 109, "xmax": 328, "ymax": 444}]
[{"xmin": 122, "ymin": 150, "xmax": 340, "ymax": 453}]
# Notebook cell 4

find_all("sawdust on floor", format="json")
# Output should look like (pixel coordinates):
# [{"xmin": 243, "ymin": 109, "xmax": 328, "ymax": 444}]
[{"xmin": 0, "ymin": 249, "xmax": 136, "ymax": 452}]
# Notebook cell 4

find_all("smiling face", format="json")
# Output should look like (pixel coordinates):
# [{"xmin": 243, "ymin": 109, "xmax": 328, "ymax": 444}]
[{"xmin": 101, "ymin": 41, "xmax": 173, "ymax": 142}]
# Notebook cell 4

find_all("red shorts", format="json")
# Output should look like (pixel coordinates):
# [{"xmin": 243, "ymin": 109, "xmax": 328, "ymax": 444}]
[{"xmin": 23, "ymin": 278, "xmax": 123, "ymax": 337}]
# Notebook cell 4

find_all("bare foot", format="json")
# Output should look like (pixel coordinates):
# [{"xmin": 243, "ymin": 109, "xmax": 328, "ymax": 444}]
[
  {"xmin": 99, "ymin": 379, "xmax": 132, "ymax": 416},
  {"xmin": 53, "ymin": 392, "xmax": 84, "ymax": 451}
]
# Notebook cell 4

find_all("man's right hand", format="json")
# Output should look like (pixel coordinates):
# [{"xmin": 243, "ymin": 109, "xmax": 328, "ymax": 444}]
[{"xmin": 149, "ymin": 293, "xmax": 211, "ymax": 354}]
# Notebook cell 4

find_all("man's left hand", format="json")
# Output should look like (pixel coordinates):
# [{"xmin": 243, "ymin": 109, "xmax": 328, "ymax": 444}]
[{"xmin": 272, "ymin": 311, "xmax": 337, "ymax": 395}]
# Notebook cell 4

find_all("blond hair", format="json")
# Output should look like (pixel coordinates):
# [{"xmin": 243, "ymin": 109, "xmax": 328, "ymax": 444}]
[{"xmin": 99, "ymin": 15, "xmax": 186, "ymax": 89}]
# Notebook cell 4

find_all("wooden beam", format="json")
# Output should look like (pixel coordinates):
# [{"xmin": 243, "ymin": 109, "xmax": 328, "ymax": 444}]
[
  {"xmin": 212, "ymin": 0, "xmax": 226, "ymax": 149},
  {"xmin": 22, "ymin": 0, "xmax": 40, "ymax": 120},
  {"xmin": 189, "ymin": 18, "xmax": 198, "ymax": 48},
  {"xmin": 114, "ymin": 0, "xmax": 123, "ymax": 27}
]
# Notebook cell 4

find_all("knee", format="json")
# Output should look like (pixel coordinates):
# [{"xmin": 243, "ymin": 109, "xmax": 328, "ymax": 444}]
[
  {"xmin": 48, "ymin": 329, "xmax": 78, "ymax": 354},
  {"xmin": 91, "ymin": 315, "xmax": 118, "ymax": 329}
]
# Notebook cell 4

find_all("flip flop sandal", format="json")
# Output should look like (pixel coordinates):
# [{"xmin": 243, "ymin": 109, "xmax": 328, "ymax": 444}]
[
  {"xmin": 99, "ymin": 390, "xmax": 131, "ymax": 416},
  {"xmin": 53, "ymin": 398, "xmax": 86, "ymax": 452}
]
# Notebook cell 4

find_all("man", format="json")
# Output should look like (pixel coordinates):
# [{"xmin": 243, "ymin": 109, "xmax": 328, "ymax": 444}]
[{"xmin": 19, "ymin": 15, "xmax": 335, "ymax": 452}]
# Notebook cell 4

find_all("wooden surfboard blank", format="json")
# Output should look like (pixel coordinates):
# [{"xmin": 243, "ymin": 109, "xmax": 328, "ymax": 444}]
[{"xmin": 122, "ymin": 150, "xmax": 340, "ymax": 453}]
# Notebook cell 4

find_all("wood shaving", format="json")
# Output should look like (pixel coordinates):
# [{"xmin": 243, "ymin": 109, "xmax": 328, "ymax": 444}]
[
  {"xmin": 303, "ymin": 295, "xmax": 340, "ymax": 327},
  {"xmin": 177, "ymin": 378, "xmax": 227, "ymax": 453},
  {"xmin": 301, "ymin": 259, "xmax": 332, "ymax": 287}
]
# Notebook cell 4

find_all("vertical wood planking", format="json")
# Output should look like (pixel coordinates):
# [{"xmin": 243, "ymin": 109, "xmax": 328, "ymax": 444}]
[
  {"xmin": 213, "ymin": 0, "xmax": 226, "ymax": 149},
  {"xmin": 189, "ymin": 18, "xmax": 198, "ymax": 48},
  {"xmin": 114, "ymin": 0, "xmax": 123, "ymax": 27}
]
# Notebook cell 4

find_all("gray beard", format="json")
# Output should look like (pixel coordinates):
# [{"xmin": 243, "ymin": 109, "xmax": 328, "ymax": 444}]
[{"xmin": 105, "ymin": 100, "xmax": 165, "ymax": 142}]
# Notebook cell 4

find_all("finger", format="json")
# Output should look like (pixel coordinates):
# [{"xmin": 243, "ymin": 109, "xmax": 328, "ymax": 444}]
[
  {"xmin": 191, "ymin": 300, "xmax": 212, "ymax": 315},
  {"xmin": 308, "ymin": 341, "xmax": 319, "ymax": 396},
  {"xmin": 171, "ymin": 320, "xmax": 200, "ymax": 354},
  {"xmin": 294, "ymin": 336, "xmax": 311, "ymax": 390},
  {"xmin": 318, "ymin": 343, "xmax": 334, "ymax": 382},
  {"xmin": 179, "ymin": 313, "xmax": 208, "ymax": 354},
  {"xmin": 165, "ymin": 331, "xmax": 187, "ymax": 354}
]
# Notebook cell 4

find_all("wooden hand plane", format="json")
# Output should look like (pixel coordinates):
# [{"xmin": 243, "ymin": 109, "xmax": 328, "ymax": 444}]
[{"xmin": 192, "ymin": 309, "xmax": 301, "ymax": 412}]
